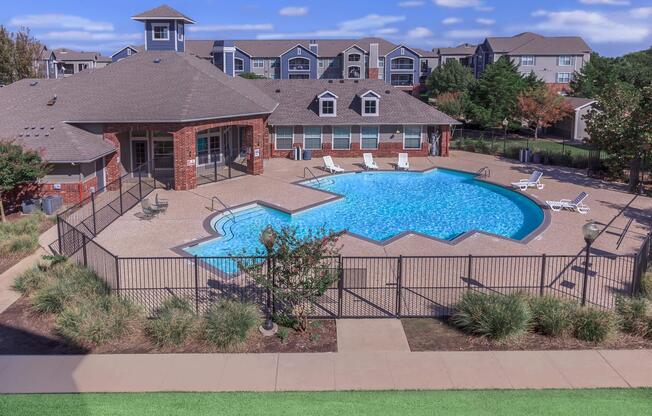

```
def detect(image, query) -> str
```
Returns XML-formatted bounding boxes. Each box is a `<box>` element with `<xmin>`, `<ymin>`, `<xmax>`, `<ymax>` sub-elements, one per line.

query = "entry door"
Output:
<box><xmin>131</xmin><ymin>140</ymin><xmax>148</xmax><ymax>176</ymax></box>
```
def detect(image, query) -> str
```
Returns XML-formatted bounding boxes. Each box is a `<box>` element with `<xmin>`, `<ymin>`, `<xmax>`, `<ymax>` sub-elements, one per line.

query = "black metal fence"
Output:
<box><xmin>55</xmin><ymin>214</ymin><xmax>651</xmax><ymax>319</ymax></box>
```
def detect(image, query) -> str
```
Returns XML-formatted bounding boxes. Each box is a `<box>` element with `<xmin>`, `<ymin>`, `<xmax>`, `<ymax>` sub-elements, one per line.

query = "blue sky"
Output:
<box><xmin>2</xmin><ymin>0</ymin><xmax>651</xmax><ymax>56</ymax></box>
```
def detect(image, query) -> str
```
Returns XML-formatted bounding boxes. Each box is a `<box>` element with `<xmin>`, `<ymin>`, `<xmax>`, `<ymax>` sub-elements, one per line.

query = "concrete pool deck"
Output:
<box><xmin>92</xmin><ymin>151</ymin><xmax>650</xmax><ymax>258</ymax></box>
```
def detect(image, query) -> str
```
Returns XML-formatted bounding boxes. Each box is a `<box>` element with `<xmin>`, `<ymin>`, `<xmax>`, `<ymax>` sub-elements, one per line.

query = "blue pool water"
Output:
<box><xmin>185</xmin><ymin>169</ymin><xmax>544</xmax><ymax>267</ymax></box>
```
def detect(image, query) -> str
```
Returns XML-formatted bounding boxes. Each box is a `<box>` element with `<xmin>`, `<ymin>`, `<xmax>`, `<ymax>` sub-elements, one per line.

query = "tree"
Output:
<box><xmin>433</xmin><ymin>91</ymin><xmax>466</xmax><ymax>120</ymax></box>
<box><xmin>0</xmin><ymin>141</ymin><xmax>49</xmax><ymax>221</ymax></box>
<box><xmin>570</xmin><ymin>53</ymin><xmax>618</xmax><ymax>98</ymax></box>
<box><xmin>12</xmin><ymin>27</ymin><xmax>42</xmax><ymax>80</ymax></box>
<box><xmin>517</xmin><ymin>86</ymin><xmax>572</xmax><ymax>139</ymax></box>
<box><xmin>238</xmin><ymin>72</ymin><xmax>265</xmax><ymax>79</ymax></box>
<box><xmin>0</xmin><ymin>26</ymin><xmax>13</xmax><ymax>85</ymax></box>
<box><xmin>467</xmin><ymin>57</ymin><xmax>526</xmax><ymax>129</ymax></box>
<box><xmin>585</xmin><ymin>83</ymin><xmax>652</xmax><ymax>192</ymax></box>
<box><xmin>618</xmin><ymin>47</ymin><xmax>652</xmax><ymax>91</ymax></box>
<box><xmin>237</xmin><ymin>227</ymin><xmax>342</xmax><ymax>331</ymax></box>
<box><xmin>426</xmin><ymin>59</ymin><xmax>475</xmax><ymax>97</ymax></box>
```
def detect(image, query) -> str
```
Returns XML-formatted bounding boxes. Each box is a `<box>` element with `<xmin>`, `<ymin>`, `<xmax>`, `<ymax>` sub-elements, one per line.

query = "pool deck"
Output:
<box><xmin>94</xmin><ymin>151</ymin><xmax>651</xmax><ymax>258</ymax></box>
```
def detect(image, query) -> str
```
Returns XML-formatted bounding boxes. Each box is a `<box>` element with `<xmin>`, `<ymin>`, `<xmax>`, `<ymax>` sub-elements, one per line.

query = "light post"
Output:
<box><xmin>260</xmin><ymin>225</ymin><xmax>277</xmax><ymax>334</ymax></box>
<box><xmin>502</xmin><ymin>118</ymin><xmax>508</xmax><ymax>155</ymax></box>
<box><xmin>581</xmin><ymin>221</ymin><xmax>600</xmax><ymax>306</ymax></box>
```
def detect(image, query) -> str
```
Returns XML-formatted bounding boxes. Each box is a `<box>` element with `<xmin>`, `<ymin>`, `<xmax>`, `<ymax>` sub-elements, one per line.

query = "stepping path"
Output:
<box><xmin>337</xmin><ymin>319</ymin><xmax>410</xmax><ymax>352</ymax></box>
<box><xmin>0</xmin><ymin>350</ymin><xmax>650</xmax><ymax>393</ymax></box>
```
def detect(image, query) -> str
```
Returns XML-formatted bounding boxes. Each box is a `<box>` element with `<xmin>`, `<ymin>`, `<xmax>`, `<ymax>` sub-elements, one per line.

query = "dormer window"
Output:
<box><xmin>318</xmin><ymin>91</ymin><xmax>338</xmax><ymax>117</ymax></box>
<box><xmin>348</xmin><ymin>53</ymin><xmax>361</xmax><ymax>62</ymax></box>
<box><xmin>360</xmin><ymin>90</ymin><xmax>380</xmax><ymax>116</ymax></box>
<box><xmin>152</xmin><ymin>23</ymin><xmax>170</xmax><ymax>41</ymax></box>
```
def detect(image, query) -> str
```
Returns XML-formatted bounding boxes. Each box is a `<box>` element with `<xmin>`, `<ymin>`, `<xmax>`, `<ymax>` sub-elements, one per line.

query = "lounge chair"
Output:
<box><xmin>511</xmin><ymin>171</ymin><xmax>544</xmax><ymax>191</ymax></box>
<box><xmin>396</xmin><ymin>153</ymin><xmax>409</xmax><ymax>170</ymax></box>
<box><xmin>546</xmin><ymin>192</ymin><xmax>590</xmax><ymax>214</ymax></box>
<box><xmin>363</xmin><ymin>153</ymin><xmax>379</xmax><ymax>170</ymax></box>
<box><xmin>155</xmin><ymin>193</ymin><xmax>169</xmax><ymax>211</ymax></box>
<box><xmin>141</xmin><ymin>198</ymin><xmax>163</xmax><ymax>216</ymax></box>
<box><xmin>323</xmin><ymin>156</ymin><xmax>345</xmax><ymax>173</ymax></box>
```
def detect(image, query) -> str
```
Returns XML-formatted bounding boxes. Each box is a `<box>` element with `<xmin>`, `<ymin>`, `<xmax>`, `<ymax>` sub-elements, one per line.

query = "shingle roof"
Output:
<box><xmin>52</xmin><ymin>48</ymin><xmax>100</xmax><ymax>61</ymax></box>
<box><xmin>437</xmin><ymin>43</ymin><xmax>476</xmax><ymax>56</ymax></box>
<box><xmin>131</xmin><ymin>4</ymin><xmax>195</xmax><ymax>23</ymax></box>
<box><xmin>413</xmin><ymin>47</ymin><xmax>438</xmax><ymax>58</ymax></box>
<box><xmin>254</xmin><ymin>79</ymin><xmax>459</xmax><ymax>126</ymax></box>
<box><xmin>486</xmin><ymin>32</ymin><xmax>591</xmax><ymax>55</ymax></box>
<box><xmin>0</xmin><ymin>52</ymin><xmax>277</xmax><ymax>162</ymax></box>
<box><xmin>564</xmin><ymin>97</ymin><xmax>595</xmax><ymax>109</ymax></box>
<box><xmin>232</xmin><ymin>37</ymin><xmax>399</xmax><ymax>58</ymax></box>
<box><xmin>186</xmin><ymin>40</ymin><xmax>217</xmax><ymax>59</ymax></box>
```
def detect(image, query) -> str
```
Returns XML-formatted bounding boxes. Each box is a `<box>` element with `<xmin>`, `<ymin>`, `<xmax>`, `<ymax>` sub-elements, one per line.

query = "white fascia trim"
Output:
<box><xmin>131</xmin><ymin>16</ymin><xmax>196</xmax><ymax>24</ymax></box>
<box><xmin>279</xmin><ymin>43</ymin><xmax>318</xmax><ymax>58</ymax></box>
<box><xmin>386</xmin><ymin>44</ymin><xmax>420</xmax><ymax>57</ymax></box>
<box><xmin>360</xmin><ymin>90</ymin><xmax>381</xmax><ymax>98</ymax></box>
<box><xmin>343</xmin><ymin>44</ymin><xmax>367</xmax><ymax>54</ymax></box>
<box><xmin>64</xmin><ymin>109</ymin><xmax>276</xmax><ymax>124</ymax></box>
<box><xmin>317</xmin><ymin>90</ymin><xmax>339</xmax><ymax>99</ymax></box>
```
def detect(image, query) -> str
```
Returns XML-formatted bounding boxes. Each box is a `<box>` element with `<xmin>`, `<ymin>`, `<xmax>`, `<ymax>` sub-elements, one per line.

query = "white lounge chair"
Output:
<box><xmin>511</xmin><ymin>171</ymin><xmax>544</xmax><ymax>191</ymax></box>
<box><xmin>546</xmin><ymin>192</ymin><xmax>590</xmax><ymax>214</ymax></box>
<box><xmin>363</xmin><ymin>153</ymin><xmax>379</xmax><ymax>170</ymax></box>
<box><xmin>397</xmin><ymin>153</ymin><xmax>409</xmax><ymax>170</ymax></box>
<box><xmin>323</xmin><ymin>156</ymin><xmax>345</xmax><ymax>173</ymax></box>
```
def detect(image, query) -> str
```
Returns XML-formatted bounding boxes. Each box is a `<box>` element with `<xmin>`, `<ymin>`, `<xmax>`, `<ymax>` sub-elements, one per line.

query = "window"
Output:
<box><xmin>275</xmin><ymin>126</ymin><xmax>293</xmax><ymax>150</ymax></box>
<box><xmin>400</xmin><ymin>47</ymin><xmax>405</xmax><ymax>55</ymax></box>
<box><xmin>348</xmin><ymin>53</ymin><xmax>361</xmax><ymax>62</ymax></box>
<box><xmin>362</xmin><ymin>97</ymin><xmax>378</xmax><ymax>116</ymax></box>
<box><xmin>390</xmin><ymin>73</ymin><xmax>413</xmax><ymax>86</ymax></box>
<box><xmin>320</xmin><ymin>99</ymin><xmax>336</xmax><ymax>116</ymax></box>
<box><xmin>404</xmin><ymin>126</ymin><xmax>421</xmax><ymax>149</ymax></box>
<box><xmin>77</xmin><ymin>63</ymin><xmax>88</xmax><ymax>72</ymax></box>
<box><xmin>288</xmin><ymin>57</ymin><xmax>310</xmax><ymax>71</ymax></box>
<box><xmin>196</xmin><ymin>128</ymin><xmax>222</xmax><ymax>165</ymax></box>
<box><xmin>297</xmin><ymin>47</ymin><xmax>302</xmax><ymax>55</ymax></box>
<box><xmin>348</xmin><ymin>66</ymin><xmax>361</xmax><ymax>79</ymax></box>
<box><xmin>379</xmin><ymin>57</ymin><xmax>385</xmax><ymax>67</ymax></box>
<box><xmin>127</xmin><ymin>48</ymin><xmax>132</xmax><ymax>56</ymax></box>
<box><xmin>152</xmin><ymin>23</ymin><xmax>169</xmax><ymax>41</ymax></box>
<box><xmin>421</xmin><ymin>60</ymin><xmax>428</xmax><ymax>73</ymax></box>
<box><xmin>253</xmin><ymin>59</ymin><xmax>264</xmax><ymax>68</ymax></box>
<box><xmin>556</xmin><ymin>72</ymin><xmax>572</xmax><ymax>83</ymax></box>
<box><xmin>234</xmin><ymin>58</ymin><xmax>244</xmax><ymax>72</ymax></box>
<box><xmin>558</xmin><ymin>56</ymin><xmax>572</xmax><ymax>66</ymax></box>
<box><xmin>390</xmin><ymin>57</ymin><xmax>414</xmax><ymax>70</ymax></box>
<box><xmin>521</xmin><ymin>56</ymin><xmax>535</xmax><ymax>66</ymax></box>
<box><xmin>361</xmin><ymin>126</ymin><xmax>379</xmax><ymax>150</ymax></box>
<box><xmin>333</xmin><ymin>126</ymin><xmax>351</xmax><ymax>150</ymax></box>
<box><xmin>289</xmin><ymin>73</ymin><xmax>310</xmax><ymax>79</ymax></box>
<box><xmin>304</xmin><ymin>127</ymin><xmax>322</xmax><ymax>150</ymax></box>
<box><xmin>319</xmin><ymin>59</ymin><xmax>325</xmax><ymax>68</ymax></box>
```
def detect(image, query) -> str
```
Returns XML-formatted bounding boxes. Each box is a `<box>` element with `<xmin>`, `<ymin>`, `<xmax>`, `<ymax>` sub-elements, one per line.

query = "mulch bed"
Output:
<box><xmin>402</xmin><ymin>318</ymin><xmax>652</xmax><ymax>351</ymax></box>
<box><xmin>0</xmin><ymin>296</ymin><xmax>337</xmax><ymax>355</ymax></box>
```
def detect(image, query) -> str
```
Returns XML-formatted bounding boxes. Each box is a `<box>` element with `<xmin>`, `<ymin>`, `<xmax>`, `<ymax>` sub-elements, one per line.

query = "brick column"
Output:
<box><xmin>102</xmin><ymin>130</ymin><xmax>122</xmax><ymax>191</ymax></box>
<box><xmin>172</xmin><ymin>126</ymin><xmax>197</xmax><ymax>190</ymax></box>
<box><xmin>245</xmin><ymin>120</ymin><xmax>264</xmax><ymax>175</ymax></box>
<box><xmin>368</xmin><ymin>68</ymin><xmax>379</xmax><ymax>79</ymax></box>
<box><xmin>439</xmin><ymin>125</ymin><xmax>451</xmax><ymax>157</ymax></box>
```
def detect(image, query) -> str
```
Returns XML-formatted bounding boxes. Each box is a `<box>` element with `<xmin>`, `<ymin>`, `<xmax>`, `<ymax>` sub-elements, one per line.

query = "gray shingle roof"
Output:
<box><xmin>437</xmin><ymin>44</ymin><xmax>476</xmax><ymax>56</ymax></box>
<box><xmin>132</xmin><ymin>4</ymin><xmax>195</xmax><ymax>23</ymax></box>
<box><xmin>564</xmin><ymin>97</ymin><xmax>595</xmax><ymax>109</ymax></box>
<box><xmin>232</xmin><ymin>37</ymin><xmax>399</xmax><ymax>58</ymax></box>
<box><xmin>52</xmin><ymin>48</ymin><xmax>101</xmax><ymax>61</ymax></box>
<box><xmin>254</xmin><ymin>79</ymin><xmax>459</xmax><ymax>126</ymax></box>
<box><xmin>487</xmin><ymin>32</ymin><xmax>591</xmax><ymax>55</ymax></box>
<box><xmin>186</xmin><ymin>40</ymin><xmax>217</xmax><ymax>59</ymax></box>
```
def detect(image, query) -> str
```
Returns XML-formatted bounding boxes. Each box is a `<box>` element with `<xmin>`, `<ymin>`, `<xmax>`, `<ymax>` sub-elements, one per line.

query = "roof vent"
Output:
<box><xmin>339</xmin><ymin>80</ymin><xmax>344</xmax><ymax>83</ymax></box>
<box><xmin>47</xmin><ymin>95</ymin><xmax>57</xmax><ymax>106</ymax></box>
<box><xmin>353</xmin><ymin>80</ymin><xmax>359</xmax><ymax>83</ymax></box>
<box><xmin>385</xmin><ymin>90</ymin><xmax>391</xmax><ymax>94</ymax></box>
<box><xmin>275</xmin><ymin>89</ymin><xmax>281</xmax><ymax>93</ymax></box>
<box><xmin>153</xmin><ymin>58</ymin><xmax>161</xmax><ymax>64</ymax></box>
<box><xmin>328</xmin><ymin>80</ymin><xmax>333</xmax><ymax>83</ymax></box>
<box><xmin>30</xmin><ymin>81</ymin><xmax>38</xmax><ymax>87</ymax></box>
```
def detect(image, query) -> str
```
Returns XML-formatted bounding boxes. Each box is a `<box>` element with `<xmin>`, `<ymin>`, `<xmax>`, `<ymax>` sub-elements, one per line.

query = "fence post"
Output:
<box><xmin>228</xmin><ymin>152</ymin><xmax>232</xmax><ymax>179</ymax></box>
<box><xmin>57</xmin><ymin>216</ymin><xmax>62</xmax><ymax>254</ymax></box>
<box><xmin>194</xmin><ymin>256</ymin><xmax>200</xmax><ymax>315</ymax></box>
<box><xmin>631</xmin><ymin>251</ymin><xmax>640</xmax><ymax>296</ymax></box>
<box><xmin>115</xmin><ymin>256</ymin><xmax>120</xmax><ymax>292</ymax></box>
<box><xmin>91</xmin><ymin>191</ymin><xmax>97</xmax><ymax>236</ymax></box>
<box><xmin>539</xmin><ymin>254</ymin><xmax>547</xmax><ymax>297</ymax></box>
<box><xmin>118</xmin><ymin>175</ymin><xmax>123</xmax><ymax>215</ymax></box>
<box><xmin>82</xmin><ymin>234</ymin><xmax>88</xmax><ymax>267</ymax></box>
<box><xmin>467</xmin><ymin>254</ymin><xmax>473</xmax><ymax>291</ymax></box>
<box><xmin>214</xmin><ymin>155</ymin><xmax>218</xmax><ymax>183</ymax></box>
<box><xmin>337</xmin><ymin>255</ymin><xmax>344</xmax><ymax>318</ymax></box>
<box><xmin>138</xmin><ymin>172</ymin><xmax>143</xmax><ymax>201</ymax></box>
<box><xmin>396</xmin><ymin>256</ymin><xmax>403</xmax><ymax>318</ymax></box>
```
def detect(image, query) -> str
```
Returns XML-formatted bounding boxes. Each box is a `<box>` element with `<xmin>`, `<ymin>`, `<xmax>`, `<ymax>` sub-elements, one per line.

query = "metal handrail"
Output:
<box><xmin>303</xmin><ymin>167</ymin><xmax>321</xmax><ymax>186</ymax></box>
<box><xmin>211</xmin><ymin>196</ymin><xmax>235</xmax><ymax>221</ymax></box>
<box><xmin>476</xmin><ymin>166</ymin><xmax>491</xmax><ymax>178</ymax></box>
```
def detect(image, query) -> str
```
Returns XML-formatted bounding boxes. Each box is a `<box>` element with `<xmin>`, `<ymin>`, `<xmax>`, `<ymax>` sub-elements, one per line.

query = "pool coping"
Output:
<box><xmin>173</xmin><ymin>166</ymin><xmax>551</xmax><ymax>256</ymax></box>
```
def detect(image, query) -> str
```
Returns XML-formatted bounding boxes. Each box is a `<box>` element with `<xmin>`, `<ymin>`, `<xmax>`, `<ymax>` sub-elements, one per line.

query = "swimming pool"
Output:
<box><xmin>184</xmin><ymin>169</ymin><xmax>545</xmax><ymax>265</ymax></box>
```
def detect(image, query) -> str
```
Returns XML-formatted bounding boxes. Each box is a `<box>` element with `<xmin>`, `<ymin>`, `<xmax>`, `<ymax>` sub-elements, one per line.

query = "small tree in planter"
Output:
<box><xmin>0</xmin><ymin>141</ymin><xmax>49</xmax><ymax>221</ymax></box>
<box><xmin>238</xmin><ymin>227</ymin><xmax>342</xmax><ymax>332</ymax></box>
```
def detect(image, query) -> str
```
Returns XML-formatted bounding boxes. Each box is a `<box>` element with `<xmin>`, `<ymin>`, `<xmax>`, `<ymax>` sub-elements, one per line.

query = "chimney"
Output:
<box><xmin>368</xmin><ymin>43</ymin><xmax>380</xmax><ymax>79</ymax></box>
<box><xmin>309</xmin><ymin>40</ymin><xmax>318</xmax><ymax>55</ymax></box>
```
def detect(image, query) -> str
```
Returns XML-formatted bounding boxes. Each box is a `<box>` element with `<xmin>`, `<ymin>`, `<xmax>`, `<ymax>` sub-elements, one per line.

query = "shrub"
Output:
<box><xmin>529</xmin><ymin>296</ymin><xmax>577</xmax><ymax>337</ymax></box>
<box><xmin>451</xmin><ymin>292</ymin><xmax>531</xmax><ymax>340</ymax></box>
<box><xmin>203</xmin><ymin>300</ymin><xmax>259</xmax><ymax>350</ymax></box>
<box><xmin>273</xmin><ymin>311</ymin><xmax>300</xmax><ymax>330</ymax></box>
<box><xmin>0</xmin><ymin>213</ymin><xmax>44</xmax><ymax>255</ymax></box>
<box><xmin>276</xmin><ymin>327</ymin><xmax>289</xmax><ymax>342</ymax></box>
<box><xmin>0</xmin><ymin>234</ymin><xmax>38</xmax><ymax>255</ymax></box>
<box><xmin>641</xmin><ymin>271</ymin><xmax>652</xmax><ymax>301</ymax></box>
<box><xmin>573</xmin><ymin>308</ymin><xmax>616</xmax><ymax>343</ymax></box>
<box><xmin>145</xmin><ymin>297</ymin><xmax>198</xmax><ymax>347</ymax></box>
<box><xmin>56</xmin><ymin>296</ymin><xmax>142</xmax><ymax>346</ymax></box>
<box><xmin>615</xmin><ymin>296</ymin><xmax>650</xmax><ymax>337</ymax></box>
<box><xmin>12</xmin><ymin>264</ymin><xmax>48</xmax><ymax>295</ymax></box>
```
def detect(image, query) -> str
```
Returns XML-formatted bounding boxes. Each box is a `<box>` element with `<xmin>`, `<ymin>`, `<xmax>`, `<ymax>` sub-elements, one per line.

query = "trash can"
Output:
<box><xmin>303</xmin><ymin>149</ymin><xmax>312</xmax><ymax>160</ymax></box>
<box><xmin>294</xmin><ymin>146</ymin><xmax>303</xmax><ymax>161</ymax></box>
<box><xmin>21</xmin><ymin>199</ymin><xmax>37</xmax><ymax>214</ymax></box>
<box><xmin>42</xmin><ymin>195</ymin><xmax>63</xmax><ymax>215</ymax></box>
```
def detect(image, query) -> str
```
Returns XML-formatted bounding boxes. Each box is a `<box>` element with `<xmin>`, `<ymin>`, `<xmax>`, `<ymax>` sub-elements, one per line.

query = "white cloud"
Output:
<box><xmin>407</xmin><ymin>27</ymin><xmax>434</xmax><ymax>39</ymax></box>
<box><xmin>445</xmin><ymin>29</ymin><xmax>491</xmax><ymax>39</ymax></box>
<box><xmin>398</xmin><ymin>1</ymin><xmax>425</xmax><ymax>6</ymax></box>
<box><xmin>339</xmin><ymin>14</ymin><xmax>406</xmax><ymax>31</ymax></box>
<box><xmin>376</xmin><ymin>27</ymin><xmax>400</xmax><ymax>35</ymax></box>
<box><xmin>579</xmin><ymin>0</ymin><xmax>630</xmax><ymax>5</ymax></box>
<box><xmin>630</xmin><ymin>7</ymin><xmax>652</xmax><ymax>19</ymax></box>
<box><xmin>433</xmin><ymin>0</ymin><xmax>481</xmax><ymax>7</ymax></box>
<box><xmin>442</xmin><ymin>17</ymin><xmax>462</xmax><ymax>24</ymax></box>
<box><xmin>532</xmin><ymin>10</ymin><xmax>650</xmax><ymax>43</ymax></box>
<box><xmin>9</xmin><ymin>14</ymin><xmax>113</xmax><ymax>31</ymax></box>
<box><xmin>40</xmin><ymin>31</ymin><xmax>141</xmax><ymax>41</ymax></box>
<box><xmin>190</xmin><ymin>23</ymin><xmax>274</xmax><ymax>32</ymax></box>
<box><xmin>476</xmin><ymin>18</ymin><xmax>495</xmax><ymax>25</ymax></box>
<box><xmin>279</xmin><ymin>6</ymin><xmax>308</xmax><ymax>16</ymax></box>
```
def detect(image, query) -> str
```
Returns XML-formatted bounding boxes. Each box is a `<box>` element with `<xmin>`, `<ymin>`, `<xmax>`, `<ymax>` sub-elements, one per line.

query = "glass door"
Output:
<box><xmin>131</xmin><ymin>140</ymin><xmax>148</xmax><ymax>176</ymax></box>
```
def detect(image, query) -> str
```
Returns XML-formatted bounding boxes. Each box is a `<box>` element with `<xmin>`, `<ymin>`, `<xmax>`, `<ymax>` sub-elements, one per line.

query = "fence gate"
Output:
<box><xmin>338</xmin><ymin>257</ymin><xmax>399</xmax><ymax>318</ymax></box>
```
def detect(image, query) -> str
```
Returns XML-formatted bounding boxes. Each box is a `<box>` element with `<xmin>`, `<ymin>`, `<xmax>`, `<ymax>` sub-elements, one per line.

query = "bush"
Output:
<box><xmin>641</xmin><ymin>271</ymin><xmax>652</xmax><ymax>301</ymax></box>
<box><xmin>451</xmin><ymin>292</ymin><xmax>531</xmax><ymax>340</ymax></box>
<box><xmin>0</xmin><ymin>213</ymin><xmax>44</xmax><ymax>256</ymax></box>
<box><xmin>56</xmin><ymin>296</ymin><xmax>142</xmax><ymax>346</ymax></box>
<box><xmin>529</xmin><ymin>296</ymin><xmax>577</xmax><ymax>337</ymax></box>
<box><xmin>12</xmin><ymin>264</ymin><xmax>48</xmax><ymax>295</ymax></box>
<box><xmin>573</xmin><ymin>308</ymin><xmax>616</xmax><ymax>342</ymax></box>
<box><xmin>203</xmin><ymin>300</ymin><xmax>259</xmax><ymax>349</ymax></box>
<box><xmin>145</xmin><ymin>297</ymin><xmax>198</xmax><ymax>347</ymax></box>
<box><xmin>615</xmin><ymin>296</ymin><xmax>650</xmax><ymax>337</ymax></box>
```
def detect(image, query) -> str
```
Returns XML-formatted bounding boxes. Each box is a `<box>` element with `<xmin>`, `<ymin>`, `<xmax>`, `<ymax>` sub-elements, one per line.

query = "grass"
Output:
<box><xmin>453</xmin><ymin>137</ymin><xmax>593</xmax><ymax>157</ymax></box>
<box><xmin>1</xmin><ymin>390</ymin><xmax>652</xmax><ymax>416</ymax></box>
<box><xmin>0</xmin><ymin>212</ymin><xmax>49</xmax><ymax>257</ymax></box>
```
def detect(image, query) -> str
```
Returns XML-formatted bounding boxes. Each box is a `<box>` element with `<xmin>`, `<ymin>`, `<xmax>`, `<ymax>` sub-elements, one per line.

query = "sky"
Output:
<box><xmin>1</xmin><ymin>0</ymin><xmax>651</xmax><ymax>57</ymax></box>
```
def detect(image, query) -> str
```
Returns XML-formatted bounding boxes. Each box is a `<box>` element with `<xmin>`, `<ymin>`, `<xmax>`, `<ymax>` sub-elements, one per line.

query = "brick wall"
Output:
<box><xmin>269</xmin><ymin>141</ymin><xmax>429</xmax><ymax>159</ymax></box>
<box><xmin>2</xmin><ymin>175</ymin><xmax>98</xmax><ymax>213</ymax></box>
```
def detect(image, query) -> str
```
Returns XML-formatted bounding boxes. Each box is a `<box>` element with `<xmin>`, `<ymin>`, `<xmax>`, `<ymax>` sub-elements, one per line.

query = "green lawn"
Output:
<box><xmin>454</xmin><ymin>137</ymin><xmax>593</xmax><ymax>157</ymax></box>
<box><xmin>1</xmin><ymin>389</ymin><xmax>651</xmax><ymax>416</ymax></box>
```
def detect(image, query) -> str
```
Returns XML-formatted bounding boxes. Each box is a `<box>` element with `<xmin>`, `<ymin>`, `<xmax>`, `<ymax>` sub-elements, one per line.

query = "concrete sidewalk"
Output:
<box><xmin>1</xmin><ymin>349</ymin><xmax>651</xmax><ymax>393</ymax></box>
